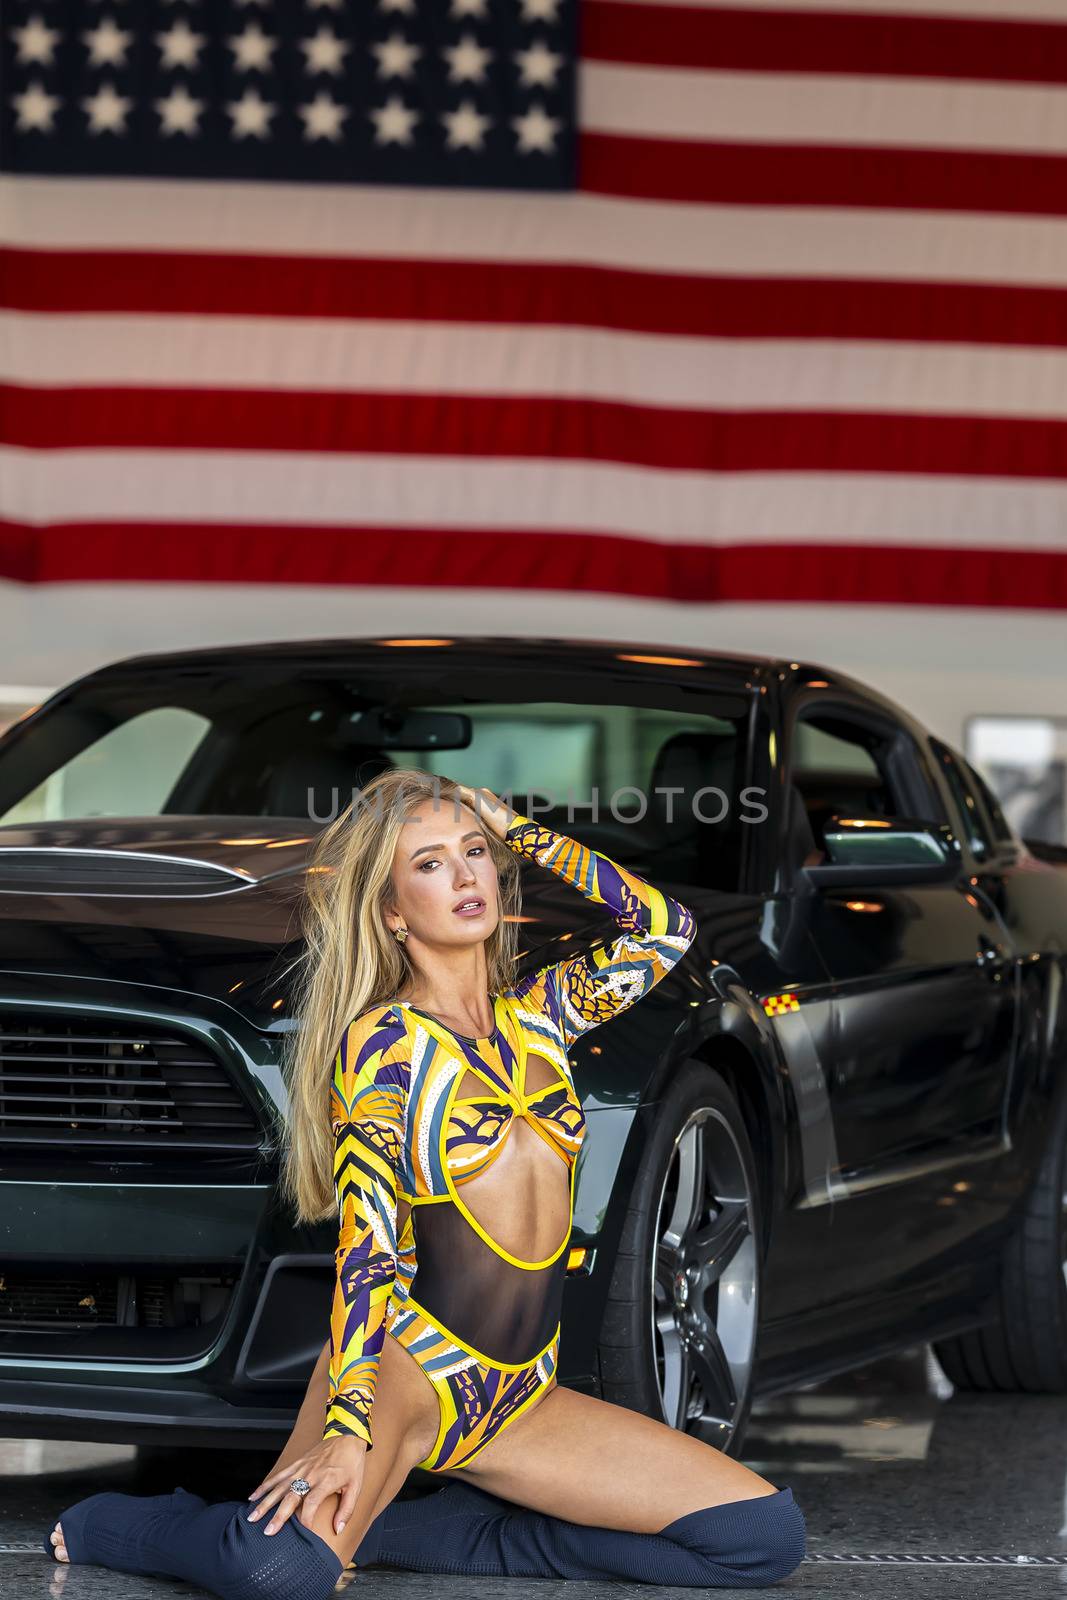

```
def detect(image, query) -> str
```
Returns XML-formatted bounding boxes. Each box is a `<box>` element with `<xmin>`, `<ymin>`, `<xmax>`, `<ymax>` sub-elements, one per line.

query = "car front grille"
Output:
<box><xmin>0</xmin><ymin>1273</ymin><xmax>121</xmax><ymax>1326</ymax></box>
<box><xmin>0</xmin><ymin>1014</ymin><xmax>262</xmax><ymax>1151</ymax></box>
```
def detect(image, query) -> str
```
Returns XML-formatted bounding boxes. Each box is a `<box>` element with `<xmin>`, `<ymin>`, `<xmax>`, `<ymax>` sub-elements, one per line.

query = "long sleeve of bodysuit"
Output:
<box><xmin>501</xmin><ymin>811</ymin><xmax>698</xmax><ymax>1048</ymax></box>
<box><xmin>322</xmin><ymin>1006</ymin><xmax>411</xmax><ymax>1446</ymax></box>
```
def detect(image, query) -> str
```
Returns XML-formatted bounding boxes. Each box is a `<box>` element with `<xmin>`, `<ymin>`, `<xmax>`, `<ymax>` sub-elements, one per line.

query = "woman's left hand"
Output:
<box><xmin>247</xmin><ymin>1433</ymin><xmax>367</xmax><ymax>1537</ymax></box>
<box><xmin>454</xmin><ymin>784</ymin><xmax>516</xmax><ymax>839</ymax></box>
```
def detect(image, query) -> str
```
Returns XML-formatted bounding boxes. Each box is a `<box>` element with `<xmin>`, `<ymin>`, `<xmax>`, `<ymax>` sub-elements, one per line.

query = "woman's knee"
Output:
<box><xmin>215</xmin><ymin>1502</ymin><xmax>344</xmax><ymax>1600</ymax></box>
<box><xmin>662</xmin><ymin>1487</ymin><xmax>807</xmax><ymax>1588</ymax></box>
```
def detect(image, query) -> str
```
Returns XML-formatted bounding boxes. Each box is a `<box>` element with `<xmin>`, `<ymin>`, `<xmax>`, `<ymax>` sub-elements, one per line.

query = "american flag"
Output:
<box><xmin>3</xmin><ymin>0</ymin><xmax>1066</xmax><ymax>610</ymax></box>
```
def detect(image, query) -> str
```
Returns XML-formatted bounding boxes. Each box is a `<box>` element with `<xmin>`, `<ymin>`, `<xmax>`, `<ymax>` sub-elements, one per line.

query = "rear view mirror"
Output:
<box><xmin>336</xmin><ymin>708</ymin><xmax>472</xmax><ymax>749</ymax></box>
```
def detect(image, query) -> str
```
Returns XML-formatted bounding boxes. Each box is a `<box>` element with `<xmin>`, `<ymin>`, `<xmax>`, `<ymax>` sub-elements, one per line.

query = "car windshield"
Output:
<box><xmin>0</xmin><ymin>663</ymin><xmax>753</xmax><ymax>890</ymax></box>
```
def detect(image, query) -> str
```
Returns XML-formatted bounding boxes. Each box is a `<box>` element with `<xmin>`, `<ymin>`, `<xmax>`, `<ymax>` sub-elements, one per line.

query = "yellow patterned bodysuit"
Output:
<box><xmin>323</xmin><ymin>812</ymin><xmax>697</xmax><ymax>1471</ymax></box>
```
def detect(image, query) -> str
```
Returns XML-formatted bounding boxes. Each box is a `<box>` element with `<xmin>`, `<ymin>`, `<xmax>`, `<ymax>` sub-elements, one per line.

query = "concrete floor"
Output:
<box><xmin>3</xmin><ymin>1346</ymin><xmax>1066</xmax><ymax>1597</ymax></box>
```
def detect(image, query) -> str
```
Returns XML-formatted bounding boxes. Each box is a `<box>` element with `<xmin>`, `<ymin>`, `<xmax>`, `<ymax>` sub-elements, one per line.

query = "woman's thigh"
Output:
<box><xmin>301</xmin><ymin>1330</ymin><xmax>442</xmax><ymax>1567</ymax></box>
<box><xmin>449</xmin><ymin>1384</ymin><xmax>780</xmax><ymax>1534</ymax></box>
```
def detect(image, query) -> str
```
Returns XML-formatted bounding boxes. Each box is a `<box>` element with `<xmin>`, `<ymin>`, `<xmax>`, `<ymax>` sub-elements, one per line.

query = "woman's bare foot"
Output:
<box><xmin>49</xmin><ymin>1522</ymin><xmax>68</xmax><ymax>1562</ymax></box>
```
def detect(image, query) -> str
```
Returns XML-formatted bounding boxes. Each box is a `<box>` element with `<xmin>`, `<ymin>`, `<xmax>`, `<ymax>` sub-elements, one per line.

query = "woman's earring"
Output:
<box><xmin>393</xmin><ymin>926</ymin><xmax>409</xmax><ymax>945</ymax></box>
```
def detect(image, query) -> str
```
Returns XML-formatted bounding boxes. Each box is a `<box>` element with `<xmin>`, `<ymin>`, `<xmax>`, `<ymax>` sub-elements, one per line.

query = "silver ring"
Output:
<box><xmin>289</xmin><ymin>1478</ymin><xmax>311</xmax><ymax>1498</ymax></box>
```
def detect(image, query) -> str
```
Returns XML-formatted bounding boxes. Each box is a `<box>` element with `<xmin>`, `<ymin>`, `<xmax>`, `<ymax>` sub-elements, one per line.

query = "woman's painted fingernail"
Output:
<box><xmin>265</xmin><ymin>1525</ymin><xmax>276</xmax><ymax>1537</ymax></box>
<box><xmin>337</xmin><ymin>1521</ymin><xmax>346</xmax><ymax>1533</ymax></box>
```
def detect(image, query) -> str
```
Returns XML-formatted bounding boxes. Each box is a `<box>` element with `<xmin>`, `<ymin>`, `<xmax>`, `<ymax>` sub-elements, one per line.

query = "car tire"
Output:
<box><xmin>933</xmin><ymin>1081</ymin><xmax>1067</xmax><ymax>1393</ymax></box>
<box><xmin>596</xmin><ymin>1062</ymin><xmax>762</xmax><ymax>1455</ymax></box>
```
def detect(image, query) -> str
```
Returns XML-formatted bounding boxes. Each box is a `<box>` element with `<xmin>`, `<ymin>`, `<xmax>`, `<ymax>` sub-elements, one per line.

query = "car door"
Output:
<box><xmin>784</xmin><ymin>693</ymin><xmax>1019</xmax><ymax>1308</ymax></box>
<box><xmin>927</xmin><ymin>736</ymin><xmax>1027</xmax><ymax>1129</ymax></box>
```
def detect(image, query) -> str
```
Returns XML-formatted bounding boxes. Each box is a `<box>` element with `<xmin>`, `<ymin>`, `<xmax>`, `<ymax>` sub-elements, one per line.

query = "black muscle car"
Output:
<box><xmin>0</xmin><ymin>636</ymin><xmax>1063</xmax><ymax>1456</ymax></box>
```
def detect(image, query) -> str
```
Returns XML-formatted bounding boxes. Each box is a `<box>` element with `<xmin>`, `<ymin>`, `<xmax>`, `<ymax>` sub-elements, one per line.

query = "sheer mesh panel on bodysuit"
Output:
<box><xmin>410</xmin><ymin>1200</ymin><xmax>569</xmax><ymax>1365</ymax></box>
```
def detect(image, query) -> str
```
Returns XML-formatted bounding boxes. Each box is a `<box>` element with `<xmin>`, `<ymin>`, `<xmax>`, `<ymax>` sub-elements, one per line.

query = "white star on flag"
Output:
<box><xmin>155</xmin><ymin>85</ymin><xmax>204</xmax><ymax>135</ymax></box>
<box><xmin>227</xmin><ymin>87</ymin><xmax>275</xmax><ymax>137</ymax></box>
<box><xmin>513</xmin><ymin>102</ymin><xmax>559</xmax><ymax>151</ymax></box>
<box><xmin>451</xmin><ymin>0</ymin><xmax>488</xmax><ymax>15</ymax></box>
<box><xmin>12</xmin><ymin>79</ymin><xmax>60</xmax><ymax>131</ymax></box>
<box><xmin>299</xmin><ymin>91</ymin><xmax>349</xmax><ymax>140</ymax></box>
<box><xmin>372</xmin><ymin>34</ymin><xmax>421</xmax><ymax>79</ymax></box>
<box><xmin>442</xmin><ymin>99</ymin><xmax>491</xmax><ymax>149</ymax></box>
<box><xmin>11</xmin><ymin>15</ymin><xmax>61</xmax><ymax>65</ymax></box>
<box><xmin>83</xmin><ymin>82</ymin><xmax>133</xmax><ymax>134</ymax></box>
<box><xmin>444</xmin><ymin>34</ymin><xmax>492</xmax><ymax>83</ymax></box>
<box><xmin>370</xmin><ymin>94</ymin><xmax>419</xmax><ymax>144</ymax></box>
<box><xmin>520</xmin><ymin>0</ymin><xmax>561</xmax><ymax>19</ymax></box>
<box><xmin>83</xmin><ymin>19</ymin><xmax>134</xmax><ymax>68</ymax></box>
<box><xmin>300</xmin><ymin>26</ymin><xmax>350</xmax><ymax>75</ymax></box>
<box><xmin>156</xmin><ymin>21</ymin><xmax>206</xmax><ymax>70</ymax></box>
<box><xmin>228</xmin><ymin>23</ymin><xmax>277</xmax><ymax>72</ymax></box>
<box><xmin>514</xmin><ymin>41</ymin><xmax>561</xmax><ymax>88</ymax></box>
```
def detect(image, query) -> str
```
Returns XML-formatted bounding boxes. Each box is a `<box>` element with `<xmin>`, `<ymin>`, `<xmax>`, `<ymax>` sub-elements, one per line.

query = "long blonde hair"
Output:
<box><xmin>280</xmin><ymin>767</ymin><xmax>523</xmax><ymax>1222</ymax></box>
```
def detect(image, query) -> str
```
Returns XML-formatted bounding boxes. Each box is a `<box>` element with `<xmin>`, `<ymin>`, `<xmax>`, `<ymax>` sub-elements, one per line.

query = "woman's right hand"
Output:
<box><xmin>248</xmin><ymin>1433</ymin><xmax>368</xmax><ymax>1537</ymax></box>
<box><xmin>454</xmin><ymin>783</ymin><xmax>517</xmax><ymax>840</ymax></box>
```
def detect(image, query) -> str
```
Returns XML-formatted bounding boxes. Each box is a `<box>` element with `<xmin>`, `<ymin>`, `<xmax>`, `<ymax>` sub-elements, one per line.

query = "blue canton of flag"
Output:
<box><xmin>2</xmin><ymin>0</ymin><xmax>578</xmax><ymax>189</ymax></box>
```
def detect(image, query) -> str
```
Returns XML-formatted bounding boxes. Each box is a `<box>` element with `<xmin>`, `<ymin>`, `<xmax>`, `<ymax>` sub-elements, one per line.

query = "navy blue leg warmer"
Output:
<box><xmin>355</xmin><ymin>1480</ymin><xmax>807</xmax><ymax>1588</ymax></box>
<box><xmin>43</xmin><ymin>1486</ymin><xmax>343</xmax><ymax>1600</ymax></box>
<box><xmin>44</xmin><ymin>1478</ymin><xmax>805</xmax><ymax>1592</ymax></box>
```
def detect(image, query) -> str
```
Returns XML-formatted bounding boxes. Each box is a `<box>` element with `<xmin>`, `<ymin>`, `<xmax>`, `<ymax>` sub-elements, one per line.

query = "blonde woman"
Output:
<box><xmin>46</xmin><ymin>771</ymin><xmax>805</xmax><ymax>1595</ymax></box>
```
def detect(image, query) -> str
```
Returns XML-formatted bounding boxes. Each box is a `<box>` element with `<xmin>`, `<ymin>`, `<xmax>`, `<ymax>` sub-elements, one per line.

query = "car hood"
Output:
<box><xmin>0</xmin><ymin>815</ymin><xmax>319</xmax><ymax>887</ymax></box>
<box><xmin>0</xmin><ymin>816</ymin><xmax>611</xmax><ymax>1030</ymax></box>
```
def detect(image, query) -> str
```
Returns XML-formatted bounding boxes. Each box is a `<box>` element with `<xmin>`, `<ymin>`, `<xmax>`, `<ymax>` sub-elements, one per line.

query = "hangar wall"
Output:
<box><xmin>0</xmin><ymin>580</ymin><xmax>1061</xmax><ymax>753</ymax></box>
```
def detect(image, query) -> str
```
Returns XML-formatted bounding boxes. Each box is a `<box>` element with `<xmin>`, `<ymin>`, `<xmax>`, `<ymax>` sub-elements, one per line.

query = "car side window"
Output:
<box><xmin>785</xmin><ymin>702</ymin><xmax>946</xmax><ymax>877</ymax></box>
<box><xmin>929</xmin><ymin>739</ymin><xmax>996</xmax><ymax>862</ymax></box>
<box><xmin>965</xmin><ymin>759</ymin><xmax>1015</xmax><ymax>844</ymax></box>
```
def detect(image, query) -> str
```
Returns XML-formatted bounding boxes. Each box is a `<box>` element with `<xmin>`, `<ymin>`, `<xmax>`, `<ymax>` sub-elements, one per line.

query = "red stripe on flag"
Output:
<box><xmin>5</xmin><ymin>248</ymin><xmax>1067</xmax><ymax>348</ymax></box>
<box><xmin>8</xmin><ymin>385</ymin><xmax>1067</xmax><ymax>478</ymax></box>
<box><xmin>583</xmin><ymin>1</ymin><xmax>1067</xmax><ymax>86</ymax></box>
<box><xmin>580</xmin><ymin>133</ymin><xmax>1067</xmax><ymax>216</ymax></box>
<box><xmin>0</xmin><ymin>520</ymin><xmax>1064</xmax><ymax>609</ymax></box>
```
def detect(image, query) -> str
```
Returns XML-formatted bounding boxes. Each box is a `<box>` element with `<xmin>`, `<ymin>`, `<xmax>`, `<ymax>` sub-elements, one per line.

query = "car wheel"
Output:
<box><xmin>933</xmin><ymin>1081</ymin><xmax>1067</xmax><ymax>1392</ymax></box>
<box><xmin>596</xmin><ymin>1062</ymin><xmax>762</xmax><ymax>1454</ymax></box>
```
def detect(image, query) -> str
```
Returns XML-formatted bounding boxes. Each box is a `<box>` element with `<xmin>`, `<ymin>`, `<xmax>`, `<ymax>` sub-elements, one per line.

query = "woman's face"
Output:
<box><xmin>386</xmin><ymin>795</ymin><xmax>501</xmax><ymax>951</ymax></box>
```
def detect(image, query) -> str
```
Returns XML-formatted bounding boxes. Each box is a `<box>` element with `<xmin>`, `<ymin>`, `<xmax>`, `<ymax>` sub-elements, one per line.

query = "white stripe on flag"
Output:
<box><xmin>7</xmin><ymin>178</ymin><xmax>1067</xmax><ymax>287</ymax></box>
<box><xmin>583</xmin><ymin>63</ymin><xmax>1067</xmax><ymax>155</ymax></box>
<box><xmin>7</xmin><ymin>313</ymin><xmax>1067</xmax><ymax>419</ymax></box>
<box><xmin>5</xmin><ymin>448</ymin><xmax>1067</xmax><ymax>551</ymax></box>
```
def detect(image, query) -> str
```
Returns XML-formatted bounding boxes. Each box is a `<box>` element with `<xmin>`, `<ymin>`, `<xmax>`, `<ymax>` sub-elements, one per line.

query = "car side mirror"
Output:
<box><xmin>797</xmin><ymin>814</ymin><xmax>960</xmax><ymax>890</ymax></box>
<box><xmin>823</xmin><ymin>813</ymin><xmax>957</xmax><ymax>868</ymax></box>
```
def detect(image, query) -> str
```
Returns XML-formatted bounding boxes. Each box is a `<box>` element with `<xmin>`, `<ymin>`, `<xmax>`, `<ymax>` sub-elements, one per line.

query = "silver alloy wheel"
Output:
<box><xmin>650</xmin><ymin>1106</ymin><xmax>758</xmax><ymax>1448</ymax></box>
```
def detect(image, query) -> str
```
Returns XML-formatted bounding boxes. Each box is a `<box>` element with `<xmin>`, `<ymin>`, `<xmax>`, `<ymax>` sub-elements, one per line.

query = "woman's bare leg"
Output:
<box><xmin>353</xmin><ymin>1386</ymin><xmax>803</xmax><ymax>1588</ymax></box>
<box><xmin>452</xmin><ymin>1383</ymin><xmax>778</xmax><ymax>1530</ymax></box>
